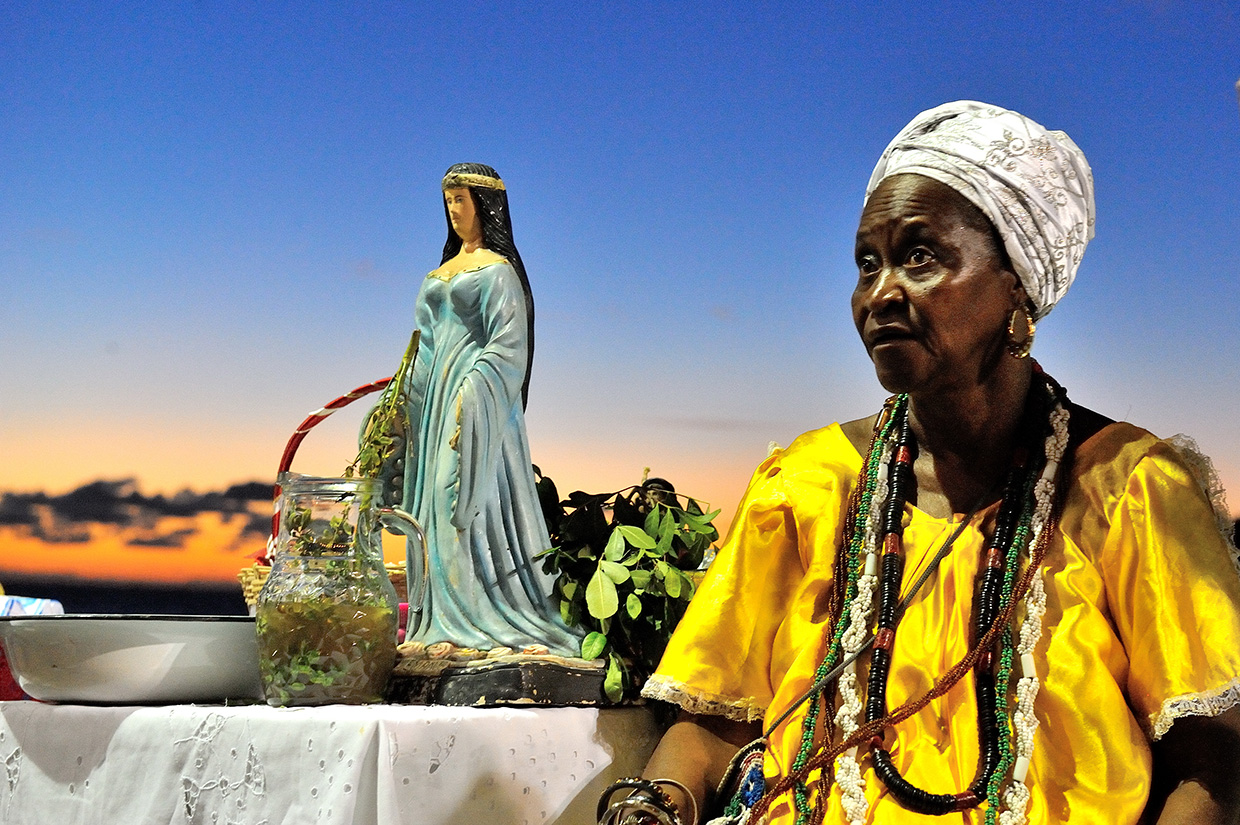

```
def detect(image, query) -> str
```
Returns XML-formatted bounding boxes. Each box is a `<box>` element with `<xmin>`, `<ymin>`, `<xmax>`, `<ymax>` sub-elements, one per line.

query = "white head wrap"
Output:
<box><xmin>865</xmin><ymin>101</ymin><xmax>1095</xmax><ymax>319</ymax></box>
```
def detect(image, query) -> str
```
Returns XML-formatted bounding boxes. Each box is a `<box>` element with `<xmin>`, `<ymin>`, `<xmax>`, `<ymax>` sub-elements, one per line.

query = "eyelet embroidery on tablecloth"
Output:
<box><xmin>429</xmin><ymin>734</ymin><xmax>456</xmax><ymax>774</ymax></box>
<box><xmin>174</xmin><ymin>713</ymin><xmax>230</xmax><ymax>768</ymax></box>
<box><xmin>172</xmin><ymin>711</ymin><xmax>267</xmax><ymax>822</ymax></box>
<box><xmin>179</xmin><ymin>744</ymin><xmax>267</xmax><ymax>822</ymax></box>
<box><xmin>3</xmin><ymin>745</ymin><xmax>20</xmax><ymax>818</ymax></box>
<box><xmin>4</xmin><ymin>747</ymin><xmax>19</xmax><ymax>795</ymax></box>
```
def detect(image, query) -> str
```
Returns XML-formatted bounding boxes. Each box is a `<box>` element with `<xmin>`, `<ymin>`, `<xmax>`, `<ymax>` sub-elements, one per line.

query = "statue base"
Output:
<box><xmin>387</xmin><ymin>657</ymin><xmax>608</xmax><ymax>706</ymax></box>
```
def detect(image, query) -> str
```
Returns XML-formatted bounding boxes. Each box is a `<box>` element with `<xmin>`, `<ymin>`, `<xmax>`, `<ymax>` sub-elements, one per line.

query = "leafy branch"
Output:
<box><xmin>535</xmin><ymin>468</ymin><xmax>719</xmax><ymax>702</ymax></box>
<box><xmin>280</xmin><ymin>331</ymin><xmax>420</xmax><ymax>559</ymax></box>
<box><xmin>347</xmin><ymin>330</ymin><xmax>420</xmax><ymax>480</ymax></box>
<box><xmin>283</xmin><ymin>503</ymin><xmax>353</xmax><ymax>556</ymax></box>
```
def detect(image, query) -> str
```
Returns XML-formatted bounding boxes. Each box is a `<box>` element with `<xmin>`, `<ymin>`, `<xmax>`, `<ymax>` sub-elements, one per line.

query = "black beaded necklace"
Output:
<box><xmin>864</xmin><ymin>393</ymin><xmax>1044</xmax><ymax>815</ymax></box>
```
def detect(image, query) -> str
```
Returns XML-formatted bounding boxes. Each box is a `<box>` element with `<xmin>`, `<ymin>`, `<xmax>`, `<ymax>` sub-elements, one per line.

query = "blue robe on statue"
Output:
<box><xmin>400</xmin><ymin>260</ymin><xmax>582</xmax><ymax>656</ymax></box>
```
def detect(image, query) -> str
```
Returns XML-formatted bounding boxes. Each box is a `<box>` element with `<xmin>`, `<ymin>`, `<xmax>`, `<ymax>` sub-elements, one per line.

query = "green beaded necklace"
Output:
<box><xmin>784</xmin><ymin>384</ymin><xmax>1057</xmax><ymax>824</ymax></box>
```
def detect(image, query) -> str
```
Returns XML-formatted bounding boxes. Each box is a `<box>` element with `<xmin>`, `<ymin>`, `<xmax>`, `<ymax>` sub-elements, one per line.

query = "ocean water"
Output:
<box><xmin>0</xmin><ymin>573</ymin><xmax>248</xmax><ymax>616</ymax></box>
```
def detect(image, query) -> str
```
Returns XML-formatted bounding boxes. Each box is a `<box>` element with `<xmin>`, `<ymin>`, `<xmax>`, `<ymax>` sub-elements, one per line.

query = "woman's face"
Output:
<box><xmin>444</xmin><ymin>187</ymin><xmax>482</xmax><ymax>245</ymax></box>
<box><xmin>851</xmin><ymin>174</ymin><xmax>1023</xmax><ymax>396</ymax></box>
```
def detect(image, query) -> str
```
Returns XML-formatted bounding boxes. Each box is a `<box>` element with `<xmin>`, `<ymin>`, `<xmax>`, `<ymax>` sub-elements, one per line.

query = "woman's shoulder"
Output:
<box><xmin>761</xmin><ymin>423</ymin><xmax>864</xmax><ymax>488</ymax></box>
<box><xmin>1069</xmin><ymin>409</ymin><xmax>1161</xmax><ymax>483</ymax></box>
<box><xmin>1066</xmin><ymin>406</ymin><xmax>1219</xmax><ymax>518</ymax></box>
<box><xmin>1062</xmin><ymin>407</ymin><xmax>1238</xmax><ymax>588</ymax></box>
<box><xmin>729</xmin><ymin>424</ymin><xmax>861</xmax><ymax>522</ymax></box>
<box><xmin>838</xmin><ymin>415</ymin><xmax>880</xmax><ymax>458</ymax></box>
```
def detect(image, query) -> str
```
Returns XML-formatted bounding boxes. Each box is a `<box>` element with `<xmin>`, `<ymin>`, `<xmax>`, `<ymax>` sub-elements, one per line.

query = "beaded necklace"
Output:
<box><xmin>767</xmin><ymin>373</ymin><xmax>1069</xmax><ymax>825</ymax></box>
<box><xmin>865</xmin><ymin>399</ymin><xmax>1033</xmax><ymax>815</ymax></box>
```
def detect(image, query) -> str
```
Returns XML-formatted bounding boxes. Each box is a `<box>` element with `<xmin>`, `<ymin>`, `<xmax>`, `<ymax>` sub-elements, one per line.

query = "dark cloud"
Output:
<box><xmin>53</xmin><ymin>480</ymin><xmax>141</xmax><ymax>523</ymax></box>
<box><xmin>0</xmin><ymin>480</ymin><xmax>272</xmax><ymax>538</ymax></box>
<box><xmin>0</xmin><ymin>493</ymin><xmax>41</xmax><ymax>525</ymax></box>
<box><xmin>245</xmin><ymin>511</ymin><xmax>273</xmax><ymax>536</ymax></box>
<box><xmin>128</xmin><ymin>528</ymin><xmax>197</xmax><ymax>548</ymax></box>
<box><xmin>29</xmin><ymin>522</ymin><xmax>91</xmax><ymax>544</ymax></box>
<box><xmin>224</xmin><ymin>482</ymin><xmax>273</xmax><ymax>501</ymax></box>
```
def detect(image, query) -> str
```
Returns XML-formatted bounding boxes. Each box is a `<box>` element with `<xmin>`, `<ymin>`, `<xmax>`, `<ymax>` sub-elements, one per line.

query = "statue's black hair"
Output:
<box><xmin>440</xmin><ymin>163</ymin><xmax>534</xmax><ymax>407</ymax></box>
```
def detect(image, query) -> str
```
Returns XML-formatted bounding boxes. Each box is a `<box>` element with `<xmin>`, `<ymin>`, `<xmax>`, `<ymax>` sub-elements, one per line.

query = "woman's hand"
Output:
<box><xmin>1148</xmin><ymin>705</ymin><xmax>1240</xmax><ymax>824</ymax></box>
<box><xmin>639</xmin><ymin>711</ymin><xmax>762</xmax><ymax>825</ymax></box>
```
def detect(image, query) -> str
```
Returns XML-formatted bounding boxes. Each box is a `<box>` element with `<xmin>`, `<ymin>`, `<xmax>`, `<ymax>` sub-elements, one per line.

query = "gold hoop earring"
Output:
<box><xmin>1007</xmin><ymin>307</ymin><xmax>1035</xmax><ymax>358</ymax></box>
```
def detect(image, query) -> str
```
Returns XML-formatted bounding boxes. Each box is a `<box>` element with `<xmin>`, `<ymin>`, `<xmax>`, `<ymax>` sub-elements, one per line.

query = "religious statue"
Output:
<box><xmin>381</xmin><ymin>163</ymin><xmax>583</xmax><ymax>658</ymax></box>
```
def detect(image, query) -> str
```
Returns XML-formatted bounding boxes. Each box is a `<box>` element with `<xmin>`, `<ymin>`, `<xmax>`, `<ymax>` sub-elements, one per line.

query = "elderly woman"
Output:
<box><xmin>601</xmin><ymin>104</ymin><xmax>1240</xmax><ymax>825</ymax></box>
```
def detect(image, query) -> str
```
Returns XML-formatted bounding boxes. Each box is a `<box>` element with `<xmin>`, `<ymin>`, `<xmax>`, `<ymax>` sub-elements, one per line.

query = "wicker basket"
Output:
<box><xmin>238</xmin><ymin>561</ymin><xmax>408</xmax><ymax>609</ymax></box>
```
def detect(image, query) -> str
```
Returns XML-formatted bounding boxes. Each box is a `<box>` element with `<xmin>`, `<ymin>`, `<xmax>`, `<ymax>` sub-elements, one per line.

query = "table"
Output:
<box><xmin>0</xmin><ymin>701</ymin><xmax>663</xmax><ymax>824</ymax></box>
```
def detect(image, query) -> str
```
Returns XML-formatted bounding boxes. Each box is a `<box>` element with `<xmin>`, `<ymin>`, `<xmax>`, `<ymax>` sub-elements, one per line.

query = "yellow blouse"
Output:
<box><xmin>644</xmin><ymin>422</ymin><xmax>1240</xmax><ymax>824</ymax></box>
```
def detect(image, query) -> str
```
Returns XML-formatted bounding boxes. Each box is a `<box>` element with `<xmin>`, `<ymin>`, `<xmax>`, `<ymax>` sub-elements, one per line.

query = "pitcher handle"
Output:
<box><xmin>377</xmin><ymin>507</ymin><xmax>428</xmax><ymax>637</ymax></box>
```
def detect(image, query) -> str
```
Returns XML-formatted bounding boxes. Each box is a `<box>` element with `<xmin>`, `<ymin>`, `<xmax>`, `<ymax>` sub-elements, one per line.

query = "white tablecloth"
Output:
<box><xmin>0</xmin><ymin>702</ymin><xmax>663</xmax><ymax>825</ymax></box>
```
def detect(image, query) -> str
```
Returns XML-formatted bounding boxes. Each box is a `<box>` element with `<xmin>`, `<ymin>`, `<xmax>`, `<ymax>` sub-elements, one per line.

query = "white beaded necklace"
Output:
<box><xmin>824</xmin><ymin>387</ymin><xmax>1068</xmax><ymax>825</ymax></box>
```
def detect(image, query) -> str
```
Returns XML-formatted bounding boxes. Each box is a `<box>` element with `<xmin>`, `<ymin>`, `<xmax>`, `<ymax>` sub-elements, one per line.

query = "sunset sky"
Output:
<box><xmin>2</xmin><ymin>2</ymin><xmax>1238</xmax><ymax>585</ymax></box>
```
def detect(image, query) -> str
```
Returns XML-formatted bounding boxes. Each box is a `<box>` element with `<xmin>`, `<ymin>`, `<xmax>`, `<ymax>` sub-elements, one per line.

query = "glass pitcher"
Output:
<box><xmin>256</xmin><ymin>474</ymin><xmax>426</xmax><ymax>706</ymax></box>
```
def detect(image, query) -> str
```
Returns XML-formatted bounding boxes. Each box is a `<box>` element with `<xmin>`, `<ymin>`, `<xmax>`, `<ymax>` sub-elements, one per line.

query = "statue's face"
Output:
<box><xmin>444</xmin><ymin>187</ymin><xmax>481</xmax><ymax>245</ymax></box>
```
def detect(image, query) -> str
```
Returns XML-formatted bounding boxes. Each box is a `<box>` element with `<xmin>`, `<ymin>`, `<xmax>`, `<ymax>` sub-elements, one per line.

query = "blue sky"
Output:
<box><xmin>2</xmin><ymin>1</ymin><xmax>1238</xmax><ymax>530</ymax></box>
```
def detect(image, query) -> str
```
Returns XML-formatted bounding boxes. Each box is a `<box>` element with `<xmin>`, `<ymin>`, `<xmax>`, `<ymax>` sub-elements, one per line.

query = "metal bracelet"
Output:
<box><xmin>653</xmin><ymin>778</ymin><xmax>698</xmax><ymax>825</ymax></box>
<box><xmin>597</xmin><ymin>777</ymin><xmax>684</xmax><ymax>825</ymax></box>
<box><xmin>599</xmin><ymin>795</ymin><xmax>676</xmax><ymax>825</ymax></box>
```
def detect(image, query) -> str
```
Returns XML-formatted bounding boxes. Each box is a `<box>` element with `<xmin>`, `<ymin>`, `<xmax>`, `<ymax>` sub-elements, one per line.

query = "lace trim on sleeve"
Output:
<box><xmin>640</xmin><ymin>674</ymin><xmax>768</xmax><ymax>723</ymax></box>
<box><xmin>1150</xmin><ymin>676</ymin><xmax>1240</xmax><ymax>740</ymax></box>
<box><xmin>1166</xmin><ymin>434</ymin><xmax>1240</xmax><ymax>576</ymax></box>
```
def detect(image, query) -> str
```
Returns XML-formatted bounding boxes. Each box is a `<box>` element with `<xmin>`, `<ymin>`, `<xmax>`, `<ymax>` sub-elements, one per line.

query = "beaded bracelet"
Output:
<box><xmin>596</xmin><ymin>777</ymin><xmax>698</xmax><ymax>825</ymax></box>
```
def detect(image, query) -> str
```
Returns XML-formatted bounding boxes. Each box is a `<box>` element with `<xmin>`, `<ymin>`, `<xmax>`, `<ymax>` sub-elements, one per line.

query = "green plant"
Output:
<box><xmin>347</xmin><ymin>330</ymin><xmax>420</xmax><ymax>480</ymax></box>
<box><xmin>256</xmin><ymin>639</ymin><xmax>349</xmax><ymax>704</ymax></box>
<box><xmin>279</xmin><ymin>330</ymin><xmax>421</xmax><ymax>558</ymax></box>
<box><xmin>256</xmin><ymin>600</ymin><xmax>396</xmax><ymax>705</ymax></box>
<box><xmin>535</xmin><ymin>469</ymin><xmax>719</xmax><ymax>702</ymax></box>
<box><xmin>282</xmin><ymin>503</ymin><xmax>353</xmax><ymax>556</ymax></box>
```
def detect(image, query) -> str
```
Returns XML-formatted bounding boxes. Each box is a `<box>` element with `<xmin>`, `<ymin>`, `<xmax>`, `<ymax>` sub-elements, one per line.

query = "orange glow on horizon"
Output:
<box><xmin>0</xmin><ymin>512</ymin><xmax>265</xmax><ymax>585</ymax></box>
<box><xmin>3</xmin><ymin>424</ymin><xmax>1235</xmax><ymax>589</ymax></box>
<box><xmin>0</xmin><ymin>444</ymin><xmax>761</xmax><ymax>587</ymax></box>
